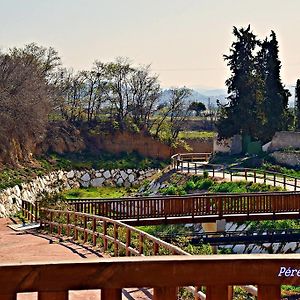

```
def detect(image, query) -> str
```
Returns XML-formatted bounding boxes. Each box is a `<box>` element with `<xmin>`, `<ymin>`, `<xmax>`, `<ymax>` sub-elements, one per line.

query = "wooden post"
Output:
<box><xmin>188</xmin><ymin>162</ymin><xmax>190</xmax><ymax>173</ymax></box>
<box><xmin>295</xmin><ymin>178</ymin><xmax>297</xmax><ymax>191</ymax></box>
<box><xmin>38</xmin><ymin>291</ymin><xmax>68</xmax><ymax>300</ymax></box>
<box><xmin>101</xmin><ymin>288</ymin><xmax>122</xmax><ymax>300</ymax></box>
<box><xmin>114</xmin><ymin>223</ymin><xmax>119</xmax><ymax>256</ymax></box>
<box><xmin>206</xmin><ymin>285</ymin><xmax>232</xmax><ymax>300</ymax></box>
<box><xmin>283</xmin><ymin>175</ymin><xmax>286</xmax><ymax>189</ymax></box>
<box><xmin>92</xmin><ymin>217</ymin><xmax>97</xmax><ymax>246</ymax></box>
<box><xmin>35</xmin><ymin>203</ymin><xmax>38</xmax><ymax>222</ymax></box>
<box><xmin>153</xmin><ymin>287</ymin><xmax>177</xmax><ymax>300</ymax></box>
<box><xmin>139</xmin><ymin>233</ymin><xmax>144</xmax><ymax>255</ymax></box>
<box><xmin>103</xmin><ymin>221</ymin><xmax>108</xmax><ymax>251</ymax></box>
<box><xmin>74</xmin><ymin>213</ymin><xmax>78</xmax><ymax>240</ymax></box>
<box><xmin>83</xmin><ymin>216</ymin><xmax>87</xmax><ymax>243</ymax></box>
<box><xmin>126</xmin><ymin>228</ymin><xmax>131</xmax><ymax>256</ymax></box>
<box><xmin>153</xmin><ymin>242</ymin><xmax>159</xmax><ymax>255</ymax></box>
<box><xmin>257</xmin><ymin>285</ymin><xmax>280</xmax><ymax>300</ymax></box>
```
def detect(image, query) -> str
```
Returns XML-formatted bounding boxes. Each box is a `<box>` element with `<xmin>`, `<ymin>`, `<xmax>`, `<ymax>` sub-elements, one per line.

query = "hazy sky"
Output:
<box><xmin>1</xmin><ymin>0</ymin><xmax>300</xmax><ymax>89</ymax></box>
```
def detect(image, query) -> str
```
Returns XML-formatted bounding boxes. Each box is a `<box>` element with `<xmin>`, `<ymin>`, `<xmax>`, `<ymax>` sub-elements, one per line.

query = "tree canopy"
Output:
<box><xmin>216</xmin><ymin>26</ymin><xmax>290</xmax><ymax>143</ymax></box>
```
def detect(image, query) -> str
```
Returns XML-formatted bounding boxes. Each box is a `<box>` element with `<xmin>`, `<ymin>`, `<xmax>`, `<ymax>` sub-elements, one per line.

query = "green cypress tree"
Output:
<box><xmin>257</xmin><ymin>31</ymin><xmax>290</xmax><ymax>141</ymax></box>
<box><xmin>216</xmin><ymin>25</ymin><xmax>261</xmax><ymax>140</ymax></box>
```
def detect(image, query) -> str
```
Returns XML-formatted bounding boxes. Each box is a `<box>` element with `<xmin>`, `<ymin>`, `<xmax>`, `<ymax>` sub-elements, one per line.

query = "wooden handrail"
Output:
<box><xmin>172</xmin><ymin>159</ymin><xmax>300</xmax><ymax>190</ymax></box>
<box><xmin>1</xmin><ymin>255</ymin><xmax>300</xmax><ymax>299</ymax></box>
<box><xmin>63</xmin><ymin>191</ymin><xmax>300</xmax><ymax>225</ymax></box>
<box><xmin>40</xmin><ymin>208</ymin><xmax>188</xmax><ymax>256</ymax></box>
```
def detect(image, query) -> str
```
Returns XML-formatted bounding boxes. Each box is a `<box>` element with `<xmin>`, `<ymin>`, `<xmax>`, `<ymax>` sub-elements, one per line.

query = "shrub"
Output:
<box><xmin>161</xmin><ymin>185</ymin><xmax>177</xmax><ymax>195</ymax></box>
<box><xmin>196</xmin><ymin>178</ymin><xmax>214</xmax><ymax>190</ymax></box>
<box><xmin>184</xmin><ymin>180</ymin><xmax>196</xmax><ymax>191</ymax></box>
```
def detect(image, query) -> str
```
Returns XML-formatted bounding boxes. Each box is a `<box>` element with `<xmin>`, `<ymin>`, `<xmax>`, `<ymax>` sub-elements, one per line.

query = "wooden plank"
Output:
<box><xmin>0</xmin><ymin>294</ymin><xmax>16</xmax><ymax>300</ymax></box>
<box><xmin>101</xmin><ymin>288</ymin><xmax>122</xmax><ymax>300</ymax></box>
<box><xmin>153</xmin><ymin>287</ymin><xmax>177</xmax><ymax>300</ymax></box>
<box><xmin>38</xmin><ymin>291</ymin><xmax>68</xmax><ymax>300</ymax></box>
<box><xmin>257</xmin><ymin>285</ymin><xmax>280</xmax><ymax>300</ymax></box>
<box><xmin>206</xmin><ymin>285</ymin><xmax>233</xmax><ymax>300</ymax></box>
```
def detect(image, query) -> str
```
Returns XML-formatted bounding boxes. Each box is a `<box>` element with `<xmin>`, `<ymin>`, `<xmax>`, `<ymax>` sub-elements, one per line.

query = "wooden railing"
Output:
<box><xmin>228</xmin><ymin>168</ymin><xmax>300</xmax><ymax>191</ymax></box>
<box><xmin>171</xmin><ymin>152</ymin><xmax>211</xmax><ymax>169</ymax></box>
<box><xmin>39</xmin><ymin>208</ymin><xmax>188</xmax><ymax>256</ymax></box>
<box><xmin>1</xmin><ymin>254</ymin><xmax>300</xmax><ymax>299</ymax></box>
<box><xmin>66</xmin><ymin>191</ymin><xmax>300</xmax><ymax>225</ymax></box>
<box><xmin>21</xmin><ymin>200</ymin><xmax>38</xmax><ymax>223</ymax></box>
<box><xmin>172</xmin><ymin>154</ymin><xmax>300</xmax><ymax>191</ymax></box>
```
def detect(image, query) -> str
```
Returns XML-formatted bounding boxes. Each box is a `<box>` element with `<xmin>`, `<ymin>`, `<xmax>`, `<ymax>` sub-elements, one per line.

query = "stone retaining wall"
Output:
<box><xmin>270</xmin><ymin>151</ymin><xmax>300</xmax><ymax>168</ymax></box>
<box><xmin>269</xmin><ymin>131</ymin><xmax>300</xmax><ymax>151</ymax></box>
<box><xmin>0</xmin><ymin>168</ymin><xmax>158</xmax><ymax>218</ymax></box>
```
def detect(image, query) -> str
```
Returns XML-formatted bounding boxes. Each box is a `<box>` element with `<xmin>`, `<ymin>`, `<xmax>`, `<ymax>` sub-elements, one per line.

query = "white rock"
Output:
<box><xmin>282</xmin><ymin>242</ymin><xmax>295</xmax><ymax>253</ymax></box>
<box><xmin>67</xmin><ymin>170</ymin><xmax>75</xmax><ymax>179</ymax></box>
<box><xmin>103</xmin><ymin>170</ymin><xmax>111</xmax><ymax>179</ymax></box>
<box><xmin>58</xmin><ymin>171</ymin><xmax>64</xmax><ymax>180</ymax></box>
<box><xmin>13</xmin><ymin>185</ymin><xmax>21</xmax><ymax>197</ymax></box>
<box><xmin>128</xmin><ymin>174</ymin><xmax>135</xmax><ymax>183</ymax></box>
<box><xmin>81</xmin><ymin>173</ymin><xmax>91</xmax><ymax>182</ymax></box>
<box><xmin>117</xmin><ymin>178</ymin><xmax>124</xmax><ymax>186</ymax></box>
<box><xmin>124</xmin><ymin>180</ymin><xmax>131</xmax><ymax>188</ymax></box>
<box><xmin>0</xmin><ymin>203</ymin><xmax>6</xmax><ymax>215</ymax></box>
<box><xmin>232</xmin><ymin>244</ymin><xmax>245</xmax><ymax>254</ymax></box>
<box><xmin>80</xmin><ymin>181</ymin><xmax>90</xmax><ymax>188</ymax></box>
<box><xmin>95</xmin><ymin>172</ymin><xmax>102</xmax><ymax>178</ymax></box>
<box><xmin>120</xmin><ymin>170</ymin><xmax>128</xmax><ymax>180</ymax></box>
<box><xmin>91</xmin><ymin>178</ymin><xmax>105</xmax><ymax>187</ymax></box>
<box><xmin>127</xmin><ymin>169</ymin><xmax>133</xmax><ymax>174</ymax></box>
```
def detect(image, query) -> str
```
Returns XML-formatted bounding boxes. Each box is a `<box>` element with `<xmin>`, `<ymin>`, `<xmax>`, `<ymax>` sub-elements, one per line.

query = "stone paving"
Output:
<box><xmin>0</xmin><ymin>218</ymin><xmax>151</xmax><ymax>299</ymax></box>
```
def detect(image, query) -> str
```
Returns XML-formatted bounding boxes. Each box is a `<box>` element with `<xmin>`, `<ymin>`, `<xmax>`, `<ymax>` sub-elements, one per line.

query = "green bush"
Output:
<box><xmin>161</xmin><ymin>185</ymin><xmax>177</xmax><ymax>195</ymax></box>
<box><xmin>195</xmin><ymin>178</ymin><xmax>214</xmax><ymax>190</ymax></box>
<box><xmin>184</xmin><ymin>180</ymin><xmax>196</xmax><ymax>191</ymax></box>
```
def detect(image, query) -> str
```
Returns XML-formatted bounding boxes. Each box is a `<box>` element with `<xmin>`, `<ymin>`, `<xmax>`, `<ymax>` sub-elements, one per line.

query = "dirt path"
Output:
<box><xmin>0</xmin><ymin>218</ymin><xmax>152</xmax><ymax>299</ymax></box>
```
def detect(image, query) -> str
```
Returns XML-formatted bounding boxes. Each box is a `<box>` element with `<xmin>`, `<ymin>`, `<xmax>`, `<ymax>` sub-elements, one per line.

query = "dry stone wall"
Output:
<box><xmin>270</xmin><ymin>151</ymin><xmax>300</xmax><ymax>168</ymax></box>
<box><xmin>0</xmin><ymin>168</ymin><xmax>158</xmax><ymax>218</ymax></box>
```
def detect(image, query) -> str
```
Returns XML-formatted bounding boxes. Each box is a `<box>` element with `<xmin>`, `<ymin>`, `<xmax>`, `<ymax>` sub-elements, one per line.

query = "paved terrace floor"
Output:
<box><xmin>0</xmin><ymin>218</ymin><xmax>151</xmax><ymax>300</ymax></box>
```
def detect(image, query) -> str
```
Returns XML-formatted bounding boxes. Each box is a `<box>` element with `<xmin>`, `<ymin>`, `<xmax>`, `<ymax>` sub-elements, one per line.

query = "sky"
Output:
<box><xmin>1</xmin><ymin>0</ymin><xmax>300</xmax><ymax>90</ymax></box>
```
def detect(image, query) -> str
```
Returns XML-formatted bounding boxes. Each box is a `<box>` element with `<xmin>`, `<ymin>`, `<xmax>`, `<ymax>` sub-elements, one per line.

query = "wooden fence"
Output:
<box><xmin>172</xmin><ymin>154</ymin><xmax>300</xmax><ymax>191</ymax></box>
<box><xmin>1</xmin><ymin>254</ymin><xmax>300</xmax><ymax>299</ymax></box>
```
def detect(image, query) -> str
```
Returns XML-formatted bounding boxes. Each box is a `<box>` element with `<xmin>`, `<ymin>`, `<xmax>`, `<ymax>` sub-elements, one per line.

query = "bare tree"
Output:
<box><xmin>153</xmin><ymin>87</ymin><xmax>192</xmax><ymax>145</ymax></box>
<box><xmin>0</xmin><ymin>45</ymin><xmax>57</xmax><ymax>164</ymax></box>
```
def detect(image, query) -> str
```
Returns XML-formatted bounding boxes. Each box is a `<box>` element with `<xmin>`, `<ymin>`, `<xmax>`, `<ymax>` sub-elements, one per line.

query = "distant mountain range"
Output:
<box><xmin>160</xmin><ymin>86</ymin><xmax>296</xmax><ymax>108</ymax></box>
<box><xmin>159</xmin><ymin>88</ymin><xmax>227</xmax><ymax>108</ymax></box>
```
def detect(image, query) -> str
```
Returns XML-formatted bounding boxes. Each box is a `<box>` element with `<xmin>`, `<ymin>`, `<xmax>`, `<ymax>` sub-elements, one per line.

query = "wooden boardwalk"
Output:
<box><xmin>0</xmin><ymin>219</ymin><xmax>152</xmax><ymax>300</ymax></box>
<box><xmin>66</xmin><ymin>191</ymin><xmax>300</xmax><ymax>225</ymax></box>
